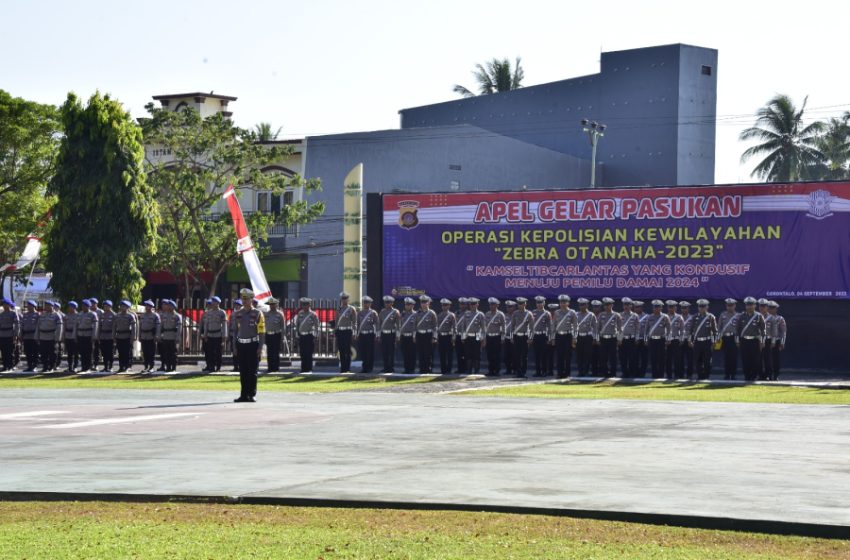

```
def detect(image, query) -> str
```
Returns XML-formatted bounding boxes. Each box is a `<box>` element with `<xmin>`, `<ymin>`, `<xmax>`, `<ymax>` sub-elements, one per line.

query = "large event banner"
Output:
<box><xmin>382</xmin><ymin>182</ymin><xmax>850</xmax><ymax>299</ymax></box>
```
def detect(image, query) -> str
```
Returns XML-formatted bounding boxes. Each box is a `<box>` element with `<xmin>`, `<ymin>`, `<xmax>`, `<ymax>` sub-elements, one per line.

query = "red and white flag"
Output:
<box><xmin>222</xmin><ymin>185</ymin><xmax>272</xmax><ymax>303</ymax></box>
<box><xmin>0</xmin><ymin>235</ymin><xmax>42</xmax><ymax>272</ymax></box>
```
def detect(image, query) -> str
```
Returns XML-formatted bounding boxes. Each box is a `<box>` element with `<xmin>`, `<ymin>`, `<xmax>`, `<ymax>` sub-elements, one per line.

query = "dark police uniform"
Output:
<box><xmin>159</xmin><ymin>309</ymin><xmax>181</xmax><ymax>372</ymax></box>
<box><xmin>356</xmin><ymin>301</ymin><xmax>379</xmax><ymax>373</ymax></box>
<box><xmin>335</xmin><ymin>296</ymin><xmax>357</xmax><ymax>373</ymax></box>
<box><xmin>665</xmin><ymin>304</ymin><xmax>684</xmax><ymax>380</ymax></box>
<box><xmin>596</xmin><ymin>300</ymin><xmax>621</xmax><ymax>378</ymax></box>
<box><xmin>717</xmin><ymin>301</ymin><xmax>739</xmax><ymax>380</ymax></box>
<box><xmin>461</xmin><ymin>302</ymin><xmax>485</xmax><ymax>374</ymax></box>
<box><xmin>36</xmin><ymin>305</ymin><xmax>63</xmax><ymax>372</ymax></box>
<box><xmin>510</xmin><ymin>302</ymin><xmax>533</xmax><ymax>376</ymax></box>
<box><xmin>574</xmin><ymin>301</ymin><xmax>597</xmax><ymax>376</ymax></box>
<box><xmin>414</xmin><ymin>297</ymin><xmax>438</xmax><ymax>374</ymax></box>
<box><xmin>75</xmin><ymin>307</ymin><xmax>98</xmax><ymax>372</ymax></box>
<box><xmin>233</xmin><ymin>301</ymin><xmax>265</xmax><ymax>402</ymax></box>
<box><xmin>399</xmin><ymin>301</ymin><xmax>418</xmax><ymax>374</ymax></box>
<box><xmin>436</xmin><ymin>302</ymin><xmax>457</xmax><ymax>374</ymax></box>
<box><xmin>378</xmin><ymin>298</ymin><xmax>401</xmax><ymax>373</ymax></box>
<box><xmin>618</xmin><ymin>300</ymin><xmax>639</xmax><ymax>378</ymax></box>
<box><xmin>483</xmin><ymin>301</ymin><xmax>506</xmax><ymax>376</ymax></box>
<box><xmin>201</xmin><ymin>306</ymin><xmax>229</xmax><ymax>372</ymax></box>
<box><xmin>645</xmin><ymin>304</ymin><xmax>671</xmax><ymax>379</ymax></box>
<box><xmin>295</xmin><ymin>301</ymin><xmax>320</xmax><ymax>373</ymax></box>
<box><xmin>551</xmin><ymin>299</ymin><xmax>577</xmax><ymax>378</ymax></box>
<box><xmin>98</xmin><ymin>308</ymin><xmax>116</xmax><ymax>371</ymax></box>
<box><xmin>263</xmin><ymin>304</ymin><xmax>285</xmax><ymax>373</ymax></box>
<box><xmin>689</xmin><ymin>302</ymin><xmax>717</xmax><ymax>380</ymax></box>
<box><xmin>736</xmin><ymin>299</ymin><xmax>766</xmax><ymax>382</ymax></box>
<box><xmin>139</xmin><ymin>307</ymin><xmax>161</xmax><ymax>372</ymax></box>
<box><xmin>20</xmin><ymin>305</ymin><xmax>40</xmax><ymax>371</ymax></box>
<box><xmin>112</xmin><ymin>306</ymin><xmax>138</xmax><ymax>372</ymax></box>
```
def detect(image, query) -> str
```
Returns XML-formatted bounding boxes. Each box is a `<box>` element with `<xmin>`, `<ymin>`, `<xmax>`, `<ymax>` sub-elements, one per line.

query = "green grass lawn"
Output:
<box><xmin>456</xmin><ymin>380</ymin><xmax>850</xmax><ymax>405</ymax></box>
<box><xmin>0</xmin><ymin>373</ymin><xmax>432</xmax><ymax>393</ymax></box>
<box><xmin>0</xmin><ymin>501</ymin><xmax>846</xmax><ymax>560</ymax></box>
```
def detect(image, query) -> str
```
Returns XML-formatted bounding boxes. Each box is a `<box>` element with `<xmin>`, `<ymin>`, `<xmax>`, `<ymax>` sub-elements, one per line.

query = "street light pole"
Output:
<box><xmin>581</xmin><ymin>119</ymin><xmax>606</xmax><ymax>188</ymax></box>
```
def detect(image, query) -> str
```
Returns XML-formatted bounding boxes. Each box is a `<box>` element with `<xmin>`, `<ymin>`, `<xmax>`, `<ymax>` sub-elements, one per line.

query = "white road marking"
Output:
<box><xmin>36</xmin><ymin>412</ymin><xmax>203</xmax><ymax>429</ymax></box>
<box><xmin>0</xmin><ymin>410</ymin><xmax>70</xmax><ymax>420</ymax></box>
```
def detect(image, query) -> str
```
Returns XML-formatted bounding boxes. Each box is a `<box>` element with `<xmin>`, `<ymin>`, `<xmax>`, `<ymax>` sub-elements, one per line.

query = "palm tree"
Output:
<box><xmin>453</xmin><ymin>57</ymin><xmax>525</xmax><ymax>98</ymax></box>
<box><xmin>813</xmin><ymin>114</ymin><xmax>850</xmax><ymax>180</ymax></box>
<box><xmin>739</xmin><ymin>95</ymin><xmax>825</xmax><ymax>181</ymax></box>
<box><xmin>254</xmin><ymin>122</ymin><xmax>282</xmax><ymax>142</ymax></box>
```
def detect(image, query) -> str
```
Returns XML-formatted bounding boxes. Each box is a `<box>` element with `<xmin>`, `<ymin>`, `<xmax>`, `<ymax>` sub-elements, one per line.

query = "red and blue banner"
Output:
<box><xmin>382</xmin><ymin>182</ymin><xmax>850</xmax><ymax>299</ymax></box>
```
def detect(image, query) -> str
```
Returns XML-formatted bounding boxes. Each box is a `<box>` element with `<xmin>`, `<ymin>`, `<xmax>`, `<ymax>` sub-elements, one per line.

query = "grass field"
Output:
<box><xmin>0</xmin><ymin>502</ymin><xmax>846</xmax><ymax>560</ymax></box>
<box><xmin>0</xmin><ymin>373</ymin><xmax>431</xmax><ymax>393</ymax></box>
<box><xmin>456</xmin><ymin>380</ymin><xmax>850</xmax><ymax>405</ymax></box>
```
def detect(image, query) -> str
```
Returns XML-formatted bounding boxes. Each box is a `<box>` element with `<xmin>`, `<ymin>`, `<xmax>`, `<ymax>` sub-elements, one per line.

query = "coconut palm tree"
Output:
<box><xmin>813</xmin><ymin>113</ymin><xmax>850</xmax><ymax>179</ymax></box>
<box><xmin>254</xmin><ymin>122</ymin><xmax>282</xmax><ymax>142</ymax></box>
<box><xmin>739</xmin><ymin>95</ymin><xmax>825</xmax><ymax>181</ymax></box>
<box><xmin>453</xmin><ymin>57</ymin><xmax>525</xmax><ymax>98</ymax></box>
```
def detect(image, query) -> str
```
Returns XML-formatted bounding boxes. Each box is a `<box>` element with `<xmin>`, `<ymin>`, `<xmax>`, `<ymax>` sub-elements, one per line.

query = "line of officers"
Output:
<box><xmin>321</xmin><ymin>293</ymin><xmax>787</xmax><ymax>382</ymax></box>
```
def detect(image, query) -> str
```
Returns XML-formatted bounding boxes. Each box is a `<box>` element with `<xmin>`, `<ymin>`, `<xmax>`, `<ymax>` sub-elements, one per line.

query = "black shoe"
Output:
<box><xmin>246</xmin><ymin>397</ymin><xmax>256</xmax><ymax>402</ymax></box>
<box><xmin>156</xmin><ymin>367</ymin><xmax>166</xmax><ymax>372</ymax></box>
<box><xmin>234</xmin><ymin>397</ymin><xmax>250</xmax><ymax>403</ymax></box>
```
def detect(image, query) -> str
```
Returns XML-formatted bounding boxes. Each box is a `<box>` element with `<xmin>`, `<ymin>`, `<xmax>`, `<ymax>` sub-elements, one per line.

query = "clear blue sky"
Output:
<box><xmin>3</xmin><ymin>0</ymin><xmax>848</xmax><ymax>183</ymax></box>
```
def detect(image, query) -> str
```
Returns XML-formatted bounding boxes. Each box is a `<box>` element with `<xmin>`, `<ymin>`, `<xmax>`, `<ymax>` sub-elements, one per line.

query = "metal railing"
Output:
<box><xmin>201</xmin><ymin>212</ymin><xmax>298</xmax><ymax>237</ymax></box>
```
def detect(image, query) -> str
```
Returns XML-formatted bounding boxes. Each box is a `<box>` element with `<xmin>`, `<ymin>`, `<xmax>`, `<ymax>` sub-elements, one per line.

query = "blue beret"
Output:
<box><xmin>234</xmin><ymin>299</ymin><xmax>242</xmax><ymax>305</ymax></box>
<box><xmin>103</xmin><ymin>300</ymin><xmax>113</xmax><ymax>307</ymax></box>
<box><xmin>1</xmin><ymin>297</ymin><xmax>12</xmax><ymax>306</ymax></box>
<box><xmin>211</xmin><ymin>296</ymin><xmax>221</xmax><ymax>303</ymax></box>
<box><xmin>89</xmin><ymin>297</ymin><xmax>98</xmax><ymax>304</ymax></box>
<box><xmin>68</xmin><ymin>301</ymin><xmax>78</xmax><ymax>309</ymax></box>
<box><xmin>205</xmin><ymin>298</ymin><xmax>212</xmax><ymax>304</ymax></box>
<box><xmin>26</xmin><ymin>299</ymin><xmax>37</xmax><ymax>307</ymax></box>
<box><xmin>81</xmin><ymin>299</ymin><xmax>91</xmax><ymax>306</ymax></box>
<box><xmin>143</xmin><ymin>299</ymin><xmax>155</xmax><ymax>307</ymax></box>
<box><xmin>120</xmin><ymin>300</ymin><xmax>132</xmax><ymax>308</ymax></box>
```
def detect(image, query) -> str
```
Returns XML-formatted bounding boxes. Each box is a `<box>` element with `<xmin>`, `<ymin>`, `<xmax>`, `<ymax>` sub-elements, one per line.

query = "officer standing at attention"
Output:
<box><xmin>758</xmin><ymin>298</ymin><xmax>773</xmax><ymax>380</ymax></box>
<box><xmin>596</xmin><ymin>297</ymin><xmax>621</xmax><ymax>378</ymax></box>
<box><xmin>378</xmin><ymin>296</ymin><xmax>401</xmax><ymax>373</ymax></box>
<box><xmin>679</xmin><ymin>301</ymin><xmax>695</xmax><ymax>379</ymax></box>
<box><xmin>737</xmin><ymin>296</ymin><xmax>766</xmax><ymax>382</ymax></box>
<box><xmin>590</xmin><ymin>300</ymin><xmax>602</xmax><ymax>375</ymax></box>
<box><xmin>89</xmin><ymin>298</ymin><xmax>104</xmax><ymax>368</ymax></box>
<box><xmin>768</xmin><ymin>301</ymin><xmax>786</xmax><ymax>380</ymax></box>
<box><xmin>399</xmin><ymin>297</ymin><xmax>418</xmax><ymax>374</ymax></box>
<box><xmin>689</xmin><ymin>299</ymin><xmax>717</xmax><ymax>380</ymax></box>
<box><xmin>511</xmin><ymin>298</ymin><xmax>532</xmax><ymax>377</ymax></box>
<box><xmin>414</xmin><ymin>295</ymin><xmax>437</xmax><ymax>374</ymax></box>
<box><xmin>263</xmin><ymin>298</ymin><xmax>284</xmax><ymax>373</ymax></box>
<box><xmin>483</xmin><ymin>297</ymin><xmax>506</xmax><ymax>377</ymax></box>
<box><xmin>63</xmin><ymin>301</ymin><xmax>79</xmax><ymax>372</ymax></box>
<box><xmin>335</xmin><ymin>292</ymin><xmax>357</xmax><ymax>373</ymax></box>
<box><xmin>551</xmin><ymin>295</ymin><xmax>577</xmax><ymax>378</ymax></box>
<box><xmin>295</xmin><ymin>297</ymin><xmax>320</xmax><ymax>373</ymax></box>
<box><xmin>545</xmin><ymin>303</ymin><xmax>559</xmax><ymax>376</ymax></box>
<box><xmin>618</xmin><ymin>298</ymin><xmax>638</xmax><ymax>378</ymax></box>
<box><xmin>574</xmin><ymin>298</ymin><xmax>597</xmax><ymax>377</ymax></box>
<box><xmin>633</xmin><ymin>301</ymin><xmax>649</xmax><ymax>377</ymax></box>
<box><xmin>530</xmin><ymin>296</ymin><xmax>552</xmax><ymax>377</ymax></box>
<box><xmin>201</xmin><ymin>296</ymin><xmax>228</xmax><ymax>372</ymax></box>
<box><xmin>112</xmin><ymin>301</ymin><xmax>137</xmax><ymax>372</ymax></box>
<box><xmin>355</xmin><ymin>296</ymin><xmax>378</xmax><ymax>373</ymax></box>
<box><xmin>502</xmin><ymin>300</ymin><xmax>517</xmax><ymax>376</ymax></box>
<box><xmin>453</xmin><ymin>297</ymin><xmax>468</xmax><ymax>373</ymax></box>
<box><xmin>75</xmin><ymin>299</ymin><xmax>98</xmax><ymax>372</ymax></box>
<box><xmin>645</xmin><ymin>300</ymin><xmax>671</xmax><ymax>378</ymax></box>
<box><xmin>665</xmin><ymin>300</ymin><xmax>684</xmax><ymax>380</ymax></box>
<box><xmin>0</xmin><ymin>298</ymin><xmax>20</xmax><ymax>372</ymax></box>
<box><xmin>157</xmin><ymin>300</ymin><xmax>181</xmax><ymax>372</ymax></box>
<box><xmin>717</xmin><ymin>298</ymin><xmax>739</xmax><ymax>380</ymax></box>
<box><xmin>20</xmin><ymin>300</ymin><xmax>40</xmax><ymax>372</ymax></box>
<box><xmin>36</xmin><ymin>301</ymin><xmax>62</xmax><ymax>372</ymax></box>
<box><xmin>138</xmin><ymin>300</ymin><xmax>161</xmax><ymax>372</ymax></box>
<box><xmin>436</xmin><ymin>298</ymin><xmax>456</xmax><ymax>374</ymax></box>
<box><xmin>232</xmin><ymin>288</ymin><xmax>265</xmax><ymax>402</ymax></box>
<box><xmin>461</xmin><ymin>297</ymin><xmax>485</xmax><ymax>374</ymax></box>
<box><xmin>97</xmin><ymin>300</ymin><xmax>116</xmax><ymax>372</ymax></box>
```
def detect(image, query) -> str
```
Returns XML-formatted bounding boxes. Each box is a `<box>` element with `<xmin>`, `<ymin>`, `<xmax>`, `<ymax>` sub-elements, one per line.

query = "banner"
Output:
<box><xmin>223</xmin><ymin>186</ymin><xmax>272</xmax><ymax>303</ymax></box>
<box><xmin>382</xmin><ymin>182</ymin><xmax>850</xmax><ymax>299</ymax></box>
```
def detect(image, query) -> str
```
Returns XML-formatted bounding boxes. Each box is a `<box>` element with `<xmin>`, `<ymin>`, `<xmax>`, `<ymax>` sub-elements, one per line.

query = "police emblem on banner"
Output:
<box><xmin>398</xmin><ymin>200</ymin><xmax>420</xmax><ymax>229</ymax></box>
<box><xmin>806</xmin><ymin>189</ymin><xmax>834</xmax><ymax>220</ymax></box>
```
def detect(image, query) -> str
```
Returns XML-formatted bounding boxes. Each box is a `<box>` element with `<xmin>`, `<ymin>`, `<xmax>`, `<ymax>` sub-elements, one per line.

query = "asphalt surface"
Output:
<box><xmin>1</xmin><ymin>387</ymin><xmax>848</xmax><ymax>530</ymax></box>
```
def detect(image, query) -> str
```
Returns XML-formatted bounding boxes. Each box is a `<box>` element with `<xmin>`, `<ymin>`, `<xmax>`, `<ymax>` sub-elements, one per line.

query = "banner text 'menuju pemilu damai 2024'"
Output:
<box><xmin>382</xmin><ymin>182</ymin><xmax>850</xmax><ymax>300</ymax></box>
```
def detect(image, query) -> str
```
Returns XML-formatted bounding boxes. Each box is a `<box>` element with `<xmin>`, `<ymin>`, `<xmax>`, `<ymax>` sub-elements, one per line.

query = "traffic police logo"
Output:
<box><xmin>807</xmin><ymin>189</ymin><xmax>833</xmax><ymax>220</ymax></box>
<box><xmin>398</xmin><ymin>200</ymin><xmax>420</xmax><ymax>229</ymax></box>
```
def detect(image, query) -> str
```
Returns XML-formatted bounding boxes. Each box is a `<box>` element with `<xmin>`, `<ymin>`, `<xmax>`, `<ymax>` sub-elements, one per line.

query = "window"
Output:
<box><xmin>257</xmin><ymin>191</ymin><xmax>294</xmax><ymax>216</ymax></box>
<box><xmin>701</xmin><ymin>65</ymin><xmax>712</xmax><ymax>76</ymax></box>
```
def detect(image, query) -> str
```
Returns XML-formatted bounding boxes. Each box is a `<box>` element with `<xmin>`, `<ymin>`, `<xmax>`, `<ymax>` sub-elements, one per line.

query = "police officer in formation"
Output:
<box><xmin>295</xmin><ymin>297</ymin><xmax>320</xmax><ymax>373</ymax></box>
<box><xmin>335</xmin><ymin>292</ymin><xmax>357</xmax><ymax>373</ymax></box>
<box><xmin>97</xmin><ymin>300</ymin><xmax>116</xmax><ymax>372</ymax></box>
<box><xmin>36</xmin><ymin>301</ymin><xmax>62</xmax><ymax>372</ymax></box>
<box><xmin>618</xmin><ymin>298</ymin><xmax>638</xmax><ymax>377</ymax></box>
<box><xmin>139</xmin><ymin>300</ymin><xmax>161</xmax><ymax>372</ymax></box>
<box><xmin>201</xmin><ymin>296</ymin><xmax>228</xmax><ymax>373</ymax></box>
<box><xmin>232</xmin><ymin>288</ymin><xmax>265</xmax><ymax>402</ymax></box>
<box><xmin>767</xmin><ymin>301</ymin><xmax>786</xmax><ymax>380</ymax></box>
<box><xmin>483</xmin><ymin>297</ymin><xmax>506</xmax><ymax>377</ymax></box>
<box><xmin>502</xmin><ymin>300</ymin><xmax>517</xmax><ymax>376</ymax></box>
<box><xmin>355</xmin><ymin>296</ymin><xmax>378</xmax><ymax>373</ymax></box>
<box><xmin>399</xmin><ymin>297</ymin><xmax>418</xmax><ymax>373</ymax></box>
<box><xmin>436</xmin><ymin>298</ymin><xmax>456</xmax><ymax>374</ymax></box>
<box><xmin>75</xmin><ymin>299</ymin><xmax>98</xmax><ymax>372</ymax></box>
<box><xmin>633</xmin><ymin>301</ymin><xmax>649</xmax><ymax>377</ymax></box>
<box><xmin>89</xmin><ymin>298</ymin><xmax>104</xmax><ymax>368</ymax></box>
<box><xmin>510</xmin><ymin>297</ymin><xmax>531</xmax><ymax>376</ymax></box>
<box><xmin>552</xmin><ymin>295</ymin><xmax>577</xmax><ymax>378</ymax></box>
<box><xmin>461</xmin><ymin>297</ymin><xmax>485</xmax><ymax>374</ymax></box>
<box><xmin>157</xmin><ymin>300</ymin><xmax>181</xmax><ymax>372</ymax></box>
<box><xmin>454</xmin><ymin>297</ymin><xmax>468</xmax><ymax>373</ymax></box>
<box><xmin>414</xmin><ymin>295</ymin><xmax>437</xmax><ymax>374</ymax></box>
<box><xmin>665</xmin><ymin>300</ymin><xmax>684</xmax><ymax>379</ymax></box>
<box><xmin>680</xmin><ymin>301</ymin><xmax>695</xmax><ymax>378</ymax></box>
<box><xmin>645</xmin><ymin>300</ymin><xmax>671</xmax><ymax>378</ymax></box>
<box><xmin>378</xmin><ymin>295</ymin><xmax>401</xmax><ymax>373</ymax></box>
<box><xmin>20</xmin><ymin>300</ymin><xmax>40</xmax><ymax>372</ymax></box>
<box><xmin>63</xmin><ymin>301</ymin><xmax>79</xmax><ymax>372</ymax></box>
<box><xmin>737</xmin><ymin>296</ymin><xmax>766</xmax><ymax>381</ymax></box>
<box><xmin>596</xmin><ymin>297</ymin><xmax>620</xmax><ymax>377</ymax></box>
<box><xmin>530</xmin><ymin>296</ymin><xmax>552</xmax><ymax>377</ymax></box>
<box><xmin>113</xmin><ymin>301</ymin><xmax>137</xmax><ymax>372</ymax></box>
<box><xmin>717</xmin><ymin>298</ymin><xmax>740</xmax><ymax>379</ymax></box>
<box><xmin>574</xmin><ymin>298</ymin><xmax>596</xmax><ymax>376</ymax></box>
<box><xmin>689</xmin><ymin>299</ymin><xmax>717</xmax><ymax>380</ymax></box>
<box><xmin>0</xmin><ymin>298</ymin><xmax>20</xmax><ymax>372</ymax></box>
<box><xmin>263</xmin><ymin>297</ymin><xmax>285</xmax><ymax>373</ymax></box>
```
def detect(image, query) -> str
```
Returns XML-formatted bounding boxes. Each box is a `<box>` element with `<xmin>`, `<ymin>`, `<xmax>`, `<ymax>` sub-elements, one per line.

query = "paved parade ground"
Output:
<box><xmin>1</xmin><ymin>385</ymin><xmax>848</xmax><ymax>536</ymax></box>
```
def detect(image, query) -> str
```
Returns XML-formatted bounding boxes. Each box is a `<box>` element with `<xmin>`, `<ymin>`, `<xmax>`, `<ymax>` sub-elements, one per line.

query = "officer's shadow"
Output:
<box><xmin>117</xmin><ymin>402</ymin><xmax>225</xmax><ymax>410</ymax></box>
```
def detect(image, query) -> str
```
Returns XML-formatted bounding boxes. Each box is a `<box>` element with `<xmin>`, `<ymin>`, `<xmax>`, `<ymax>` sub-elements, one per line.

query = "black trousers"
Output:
<box><xmin>575</xmin><ymin>335</ymin><xmax>592</xmax><ymax>376</ymax></box>
<box><xmin>741</xmin><ymin>339</ymin><xmax>761</xmax><ymax>381</ymax></box>
<box><xmin>760</xmin><ymin>340</ymin><xmax>773</xmax><ymax>380</ymax></box>
<box><xmin>299</xmin><ymin>334</ymin><xmax>314</xmax><ymax>373</ymax></box>
<box><xmin>485</xmin><ymin>335</ymin><xmax>502</xmax><ymax>376</ymax></box>
<box><xmin>721</xmin><ymin>336</ymin><xmax>737</xmax><ymax>379</ymax></box>
<box><xmin>265</xmin><ymin>333</ymin><xmax>281</xmax><ymax>372</ymax></box>
<box><xmin>532</xmin><ymin>333</ymin><xmax>548</xmax><ymax>376</ymax></box>
<box><xmin>513</xmin><ymin>335</ymin><xmax>529</xmax><ymax>375</ymax></box>
<box><xmin>401</xmin><ymin>334</ymin><xmax>416</xmax><ymax>373</ymax></box>
<box><xmin>116</xmin><ymin>339</ymin><xmax>132</xmax><ymax>369</ymax></box>
<box><xmin>358</xmin><ymin>333</ymin><xmax>375</xmax><ymax>373</ymax></box>
<box><xmin>77</xmin><ymin>336</ymin><xmax>93</xmax><ymax>371</ymax></box>
<box><xmin>416</xmin><ymin>332</ymin><xmax>434</xmax><ymax>373</ymax></box>
<box><xmin>454</xmin><ymin>335</ymin><xmax>466</xmax><ymax>373</ymax></box>
<box><xmin>619</xmin><ymin>338</ymin><xmax>636</xmax><ymax>378</ymax></box>
<box><xmin>771</xmin><ymin>344</ymin><xmax>782</xmax><ymax>380</ymax></box>
<box><xmin>464</xmin><ymin>336</ymin><xmax>481</xmax><ymax>374</ymax></box>
<box><xmin>64</xmin><ymin>339</ymin><xmax>78</xmax><ymax>370</ymax></box>
<box><xmin>544</xmin><ymin>341</ymin><xmax>554</xmax><ymax>375</ymax></box>
<box><xmin>665</xmin><ymin>340</ymin><xmax>681</xmax><ymax>379</ymax></box>
<box><xmin>591</xmin><ymin>343</ymin><xmax>601</xmax><ymax>375</ymax></box>
<box><xmin>237</xmin><ymin>341</ymin><xmax>259</xmax><ymax>398</ymax></box>
<box><xmin>380</xmin><ymin>332</ymin><xmax>396</xmax><ymax>373</ymax></box>
<box><xmin>637</xmin><ymin>341</ymin><xmax>649</xmax><ymax>377</ymax></box>
<box><xmin>336</xmin><ymin>329</ymin><xmax>352</xmax><ymax>372</ymax></box>
<box><xmin>0</xmin><ymin>337</ymin><xmax>13</xmax><ymax>370</ymax></box>
<box><xmin>599</xmin><ymin>337</ymin><xmax>618</xmax><ymax>377</ymax></box>
<box><xmin>93</xmin><ymin>340</ymin><xmax>101</xmax><ymax>367</ymax></box>
<box><xmin>683</xmin><ymin>342</ymin><xmax>695</xmax><ymax>379</ymax></box>
<box><xmin>39</xmin><ymin>339</ymin><xmax>57</xmax><ymax>370</ymax></box>
<box><xmin>694</xmin><ymin>340</ymin><xmax>712</xmax><ymax>379</ymax></box>
<box><xmin>23</xmin><ymin>339</ymin><xmax>39</xmax><ymax>370</ymax></box>
<box><xmin>160</xmin><ymin>340</ymin><xmax>177</xmax><ymax>371</ymax></box>
<box><xmin>99</xmin><ymin>339</ymin><xmax>114</xmax><ymax>369</ymax></box>
<box><xmin>554</xmin><ymin>333</ymin><xmax>573</xmax><ymax>378</ymax></box>
<box><xmin>649</xmin><ymin>338</ymin><xmax>666</xmax><ymax>378</ymax></box>
<box><xmin>208</xmin><ymin>337</ymin><xmax>223</xmax><ymax>371</ymax></box>
<box><xmin>438</xmin><ymin>334</ymin><xmax>453</xmax><ymax>374</ymax></box>
<box><xmin>503</xmin><ymin>339</ymin><xmax>514</xmax><ymax>375</ymax></box>
<box><xmin>141</xmin><ymin>339</ymin><xmax>156</xmax><ymax>369</ymax></box>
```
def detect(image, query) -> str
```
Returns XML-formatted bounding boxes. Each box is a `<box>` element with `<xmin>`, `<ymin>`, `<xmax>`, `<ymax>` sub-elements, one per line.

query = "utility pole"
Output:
<box><xmin>581</xmin><ymin>119</ymin><xmax>606</xmax><ymax>188</ymax></box>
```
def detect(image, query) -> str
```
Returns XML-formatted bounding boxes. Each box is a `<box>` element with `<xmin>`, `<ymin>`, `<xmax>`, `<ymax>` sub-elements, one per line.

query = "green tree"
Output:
<box><xmin>45</xmin><ymin>92</ymin><xmax>158</xmax><ymax>302</ymax></box>
<box><xmin>453</xmin><ymin>57</ymin><xmax>525</xmax><ymax>98</ymax></box>
<box><xmin>813</xmin><ymin>114</ymin><xmax>850</xmax><ymax>180</ymax></box>
<box><xmin>254</xmin><ymin>122</ymin><xmax>282</xmax><ymax>142</ymax></box>
<box><xmin>0</xmin><ymin>90</ymin><xmax>59</xmax><ymax>294</ymax></box>
<box><xmin>739</xmin><ymin>94</ymin><xmax>825</xmax><ymax>181</ymax></box>
<box><xmin>142</xmin><ymin>104</ymin><xmax>323</xmax><ymax>298</ymax></box>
